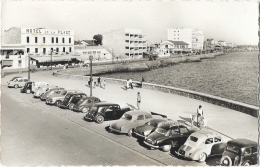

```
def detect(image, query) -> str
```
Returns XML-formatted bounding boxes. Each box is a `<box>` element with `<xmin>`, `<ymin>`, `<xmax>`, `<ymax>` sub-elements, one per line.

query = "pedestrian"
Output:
<box><xmin>126</xmin><ymin>79</ymin><xmax>129</xmax><ymax>90</ymax></box>
<box><xmin>129</xmin><ymin>78</ymin><xmax>133</xmax><ymax>89</ymax></box>
<box><xmin>97</xmin><ymin>77</ymin><xmax>101</xmax><ymax>87</ymax></box>
<box><xmin>140</xmin><ymin>77</ymin><xmax>145</xmax><ymax>88</ymax></box>
<box><xmin>137</xmin><ymin>92</ymin><xmax>141</xmax><ymax>110</ymax></box>
<box><xmin>103</xmin><ymin>79</ymin><xmax>106</xmax><ymax>89</ymax></box>
<box><xmin>197</xmin><ymin>105</ymin><xmax>204</xmax><ymax>127</ymax></box>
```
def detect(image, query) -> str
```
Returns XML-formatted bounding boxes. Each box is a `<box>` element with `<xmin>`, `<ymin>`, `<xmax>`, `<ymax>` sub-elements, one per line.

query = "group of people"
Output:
<box><xmin>87</xmin><ymin>77</ymin><xmax>106</xmax><ymax>89</ymax></box>
<box><xmin>125</xmin><ymin>77</ymin><xmax>145</xmax><ymax>90</ymax></box>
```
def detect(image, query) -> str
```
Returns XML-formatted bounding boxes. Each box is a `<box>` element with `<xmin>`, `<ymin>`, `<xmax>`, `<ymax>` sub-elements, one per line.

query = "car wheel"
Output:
<box><xmin>161</xmin><ymin>145</ymin><xmax>171</xmax><ymax>152</ymax></box>
<box><xmin>14</xmin><ymin>84</ymin><xmax>19</xmax><ymax>89</ymax></box>
<box><xmin>220</xmin><ymin>156</ymin><xmax>232</xmax><ymax>166</ymax></box>
<box><xmin>55</xmin><ymin>100</ymin><xmax>62</xmax><ymax>107</ymax></box>
<box><xmin>69</xmin><ymin>103</ymin><xmax>75</xmax><ymax>110</ymax></box>
<box><xmin>198</xmin><ymin>152</ymin><xmax>207</xmax><ymax>163</ymax></box>
<box><xmin>95</xmin><ymin>115</ymin><xmax>104</xmax><ymax>124</ymax></box>
<box><xmin>26</xmin><ymin>89</ymin><xmax>31</xmax><ymax>94</ymax></box>
<box><xmin>82</xmin><ymin>107</ymin><xmax>89</xmax><ymax>113</ymax></box>
<box><xmin>128</xmin><ymin>128</ymin><xmax>133</xmax><ymax>137</ymax></box>
<box><xmin>242</xmin><ymin>162</ymin><xmax>250</xmax><ymax>166</ymax></box>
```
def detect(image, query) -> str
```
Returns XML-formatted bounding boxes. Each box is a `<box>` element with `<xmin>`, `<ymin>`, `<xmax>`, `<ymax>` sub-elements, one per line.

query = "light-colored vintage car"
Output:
<box><xmin>8</xmin><ymin>77</ymin><xmax>29</xmax><ymax>88</ymax></box>
<box><xmin>177</xmin><ymin>129</ymin><xmax>227</xmax><ymax>162</ymax></box>
<box><xmin>33</xmin><ymin>85</ymin><xmax>56</xmax><ymax>98</ymax></box>
<box><xmin>109</xmin><ymin>110</ymin><xmax>166</xmax><ymax>136</ymax></box>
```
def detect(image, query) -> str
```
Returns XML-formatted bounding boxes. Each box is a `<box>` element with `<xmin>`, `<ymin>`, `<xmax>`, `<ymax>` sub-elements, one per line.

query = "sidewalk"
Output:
<box><xmin>1</xmin><ymin>70</ymin><xmax>258</xmax><ymax>142</ymax></box>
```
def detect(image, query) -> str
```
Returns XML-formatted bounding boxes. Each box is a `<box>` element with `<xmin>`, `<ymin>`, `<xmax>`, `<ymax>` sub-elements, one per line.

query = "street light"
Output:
<box><xmin>89</xmin><ymin>55</ymin><xmax>93</xmax><ymax>96</ymax></box>
<box><xmin>50</xmin><ymin>49</ymin><xmax>56</xmax><ymax>70</ymax></box>
<box><xmin>28</xmin><ymin>52</ymin><xmax>32</xmax><ymax>81</ymax></box>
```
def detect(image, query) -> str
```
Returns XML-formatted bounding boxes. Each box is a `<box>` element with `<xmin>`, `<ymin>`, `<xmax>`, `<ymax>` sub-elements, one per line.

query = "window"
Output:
<box><xmin>214</xmin><ymin>137</ymin><xmax>221</xmax><ymax>142</ymax></box>
<box><xmin>27</xmin><ymin>48</ymin><xmax>30</xmax><ymax>53</ymax></box>
<box><xmin>243</xmin><ymin>148</ymin><xmax>252</xmax><ymax>156</ymax></box>
<box><xmin>252</xmin><ymin>147</ymin><xmax>258</xmax><ymax>154</ymax></box>
<box><xmin>27</xmin><ymin>36</ymin><xmax>30</xmax><ymax>43</ymax></box>
<box><xmin>35</xmin><ymin>37</ymin><xmax>38</xmax><ymax>43</ymax></box>
<box><xmin>18</xmin><ymin>60</ymin><xmax>22</xmax><ymax>67</ymax></box>
<box><xmin>35</xmin><ymin>48</ymin><xmax>38</xmax><ymax>53</ymax></box>
<box><xmin>56</xmin><ymin>37</ymin><xmax>58</xmax><ymax>43</ymax></box>
<box><xmin>56</xmin><ymin>48</ymin><xmax>59</xmax><ymax>52</ymax></box>
<box><xmin>137</xmin><ymin>115</ymin><xmax>144</xmax><ymax>120</ymax></box>
<box><xmin>69</xmin><ymin>38</ymin><xmax>71</xmax><ymax>43</ymax></box>
<box><xmin>205</xmin><ymin>138</ymin><xmax>213</xmax><ymax>144</ymax></box>
<box><xmin>43</xmin><ymin>37</ymin><xmax>45</xmax><ymax>43</ymax></box>
<box><xmin>63</xmin><ymin>47</ymin><xmax>65</xmax><ymax>52</ymax></box>
<box><xmin>69</xmin><ymin>47</ymin><xmax>71</xmax><ymax>52</ymax></box>
<box><xmin>145</xmin><ymin>114</ymin><xmax>152</xmax><ymax>119</ymax></box>
<box><xmin>43</xmin><ymin>48</ymin><xmax>46</xmax><ymax>54</ymax></box>
<box><xmin>180</xmin><ymin>127</ymin><xmax>188</xmax><ymax>134</ymax></box>
<box><xmin>62</xmin><ymin>38</ymin><xmax>65</xmax><ymax>43</ymax></box>
<box><xmin>52</xmin><ymin>37</ymin><xmax>54</xmax><ymax>43</ymax></box>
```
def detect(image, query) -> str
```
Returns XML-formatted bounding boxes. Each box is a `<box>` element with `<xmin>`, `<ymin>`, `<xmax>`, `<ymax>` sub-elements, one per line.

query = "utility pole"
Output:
<box><xmin>28</xmin><ymin>53</ymin><xmax>31</xmax><ymax>81</ymax></box>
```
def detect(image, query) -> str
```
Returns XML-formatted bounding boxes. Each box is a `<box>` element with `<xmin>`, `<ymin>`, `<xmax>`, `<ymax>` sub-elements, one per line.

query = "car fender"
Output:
<box><xmin>190</xmin><ymin>148</ymin><xmax>209</xmax><ymax>160</ymax></box>
<box><xmin>121</xmin><ymin>123</ymin><xmax>136</xmax><ymax>133</ymax></box>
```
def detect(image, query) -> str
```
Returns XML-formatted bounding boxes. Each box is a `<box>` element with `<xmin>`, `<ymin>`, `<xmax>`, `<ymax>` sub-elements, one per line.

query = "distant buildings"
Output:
<box><xmin>102</xmin><ymin>28</ymin><xmax>147</xmax><ymax>59</ymax></box>
<box><xmin>167</xmin><ymin>28</ymin><xmax>204</xmax><ymax>52</ymax></box>
<box><xmin>158</xmin><ymin>40</ymin><xmax>189</xmax><ymax>57</ymax></box>
<box><xmin>203</xmin><ymin>38</ymin><xmax>237</xmax><ymax>52</ymax></box>
<box><xmin>74</xmin><ymin>45</ymin><xmax>112</xmax><ymax>61</ymax></box>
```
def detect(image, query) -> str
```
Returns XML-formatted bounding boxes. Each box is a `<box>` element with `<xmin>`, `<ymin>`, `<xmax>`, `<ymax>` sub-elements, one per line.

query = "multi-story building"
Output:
<box><xmin>3</xmin><ymin>27</ymin><xmax>74</xmax><ymax>55</ymax></box>
<box><xmin>102</xmin><ymin>28</ymin><xmax>147</xmax><ymax>59</ymax></box>
<box><xmin>74</xmin><ymin>45</ymin><xmax>112</xmax><ymax>60</ymax></box>
<box><xmin>167</xmin><ymin>28</ymin><xmax>204</xmax><ymax>52</ymax></box>
<box><xmin>218</xmin><ymin>40</ymin><xmax>227</xmax><ymax>47</ymax></box>
<box><xmin>159</xmin><ymin>40</ymin><xmax>189</xmax><ymax>57</ymax></box>
<box><xmin>203</xmin><ymin>38</ymin><xmax>218</xmax><ymax>51</ymax></box>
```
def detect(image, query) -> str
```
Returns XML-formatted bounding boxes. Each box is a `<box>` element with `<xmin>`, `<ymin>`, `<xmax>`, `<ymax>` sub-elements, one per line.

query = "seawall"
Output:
<box><xmin>53</xmin><ymin>72</ymin><xmax>259</xmax><ymax>118</ymax></box>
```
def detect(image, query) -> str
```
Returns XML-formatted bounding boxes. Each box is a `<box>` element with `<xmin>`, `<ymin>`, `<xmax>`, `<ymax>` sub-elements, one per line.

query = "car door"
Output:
<box><xmin>136</xmin><ymin>114</ymin><xmax>146</xmax><ymax>126</ymax></box>
<box><xmin>174</xmin><ymin>127</ymin><xmax>190</xmax><ymax>146</ymax></box>
<box><xmin>18</xmin><ymin>79</ymin><xmax>24</xmax><ymax>86</ymax></box>
<box><xmin>204</xmin><ymin>138</ymin><xmax>214</xmax><ymax>155</ymax></box>
<box><xmin>210</xmin><ymin>137</ymin><xmax>226</xmax><ymax>156</ymax></box>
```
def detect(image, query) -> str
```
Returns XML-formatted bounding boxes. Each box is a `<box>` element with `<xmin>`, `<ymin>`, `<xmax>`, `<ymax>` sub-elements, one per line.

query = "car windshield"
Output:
<box><xmin>121</xmin><ymin>114</ymin><xmax>132</xmax><ymax>120</ymax></box>
<box><xmin>226</xmin><ymin>144</ymin><xmax>240</xmax><ymax>154</ymax></box>
<box><xmin>60</xmin><ymin>91</ymin><xmax>67</xmax><ymax>95</ymax></box>
<box><xmin>155</xmin><ymin>128</ymin><xmax>167</xmax><ymax>135</ymax></box>
<box><xmin>146</xmin><ymin>120</ymin><xmax>158</xmax><ymax>126</ymax></box>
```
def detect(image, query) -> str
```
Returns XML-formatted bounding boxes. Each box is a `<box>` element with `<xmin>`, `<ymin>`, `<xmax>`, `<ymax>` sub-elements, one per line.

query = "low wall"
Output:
<box><xmin>53</xmin><ymin>72</ymin><xmax>259</xmax><ymax>118</ymax></box>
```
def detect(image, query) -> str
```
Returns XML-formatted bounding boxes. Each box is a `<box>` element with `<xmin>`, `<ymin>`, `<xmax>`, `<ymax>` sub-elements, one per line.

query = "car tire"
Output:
<box><xmin>242</xmin><ymin>161</ymin><xmax>250</xmax><ymax>166</ymax></box>
<box><xmin>26</xmin><ymin>89</ymin><xmax>31</xmax><ymax>94</ymax></box>
<box><xmin>55</xmin><ymin>100</ymin><xmax>62</xmax><ymax>107</ymax></box>
<box><xmin>161</xmin><ymin>145</ymin><xmax>171</xmax><ymax>152</ymax></box>
<box><xmin>69</xmin><ymin>103</ymin><xmax>75</xmax><ymax>110</ymax></box>
<box><xmin>14</xmin><ymin>84</ymin><xmax>19</xmax><ymax>89</ymax></box>
<box><xmin>220</xmin><ymin>156</ymin><xmax>232</xmax><ymax>166</ymax></box>
<box><xmin>128</xmin><ymin>129</ymin><xmax>133</xmax><ymax>137</ymax></box>
<box><xmin>198</xmin><ymin>152</ymin><xmax>207</xmax><ymax>163</ymax></box>
<box><xmin>82</xmin><ymin>107</ymin><xmax>89</xmax><ymax>113</ymax></box>
<box><xmin>95</xmin><ymin>115</ymin><xmax>104</xmax><ymax>124</ymax></box>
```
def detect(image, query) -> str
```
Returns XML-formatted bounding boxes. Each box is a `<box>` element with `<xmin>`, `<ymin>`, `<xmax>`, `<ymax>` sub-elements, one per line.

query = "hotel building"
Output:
<box><xmin>167</xmin><ymin>28</ymin><xmax>204</xmax><ymax>52</ymax></box>
<box><xmin>102</xmin><ymin>28</ymin><xmax>147</xmax><ymax>59</ymax></box>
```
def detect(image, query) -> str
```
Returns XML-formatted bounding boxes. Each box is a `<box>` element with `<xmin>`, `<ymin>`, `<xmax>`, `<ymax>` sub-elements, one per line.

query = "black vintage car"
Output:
<box><xmin>144</xmin><ymin>121</ymin><xmax>197</xmax><ymax>152</ymax></box>
<box><xmin>20</xmin><ymin>81</ymin><xmax>33</xmax><ymax>93</ymax></box>
<box><xmin>73</xmin><ymin>96</ymin><xmax>101</xmax><ymax>112</ymax></box>
<box><xmin>84</xmin><ymin>102</ymin><xmax>131</xmax><ymax>124</ymax></box>
<box><xmin>220</xmin><ymin>138</ymin><xmax>258</xmax><ymax>166</ymax></box>
<box><xmin>59</xmin><ymin>93</ymin><xmax>87</xmax><ymax>109</ymax></box>
<box><xmin>40</xmin><ymin>87</ymin><xmax>65</xmax><ymax>101</ymax></box>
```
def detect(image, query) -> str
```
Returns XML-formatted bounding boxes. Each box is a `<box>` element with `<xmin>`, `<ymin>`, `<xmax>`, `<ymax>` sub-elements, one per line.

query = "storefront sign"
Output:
<box><xmin>22</xmin><ymin>28</ymin><xmax>74</xmax><ymax>35</ymax></box>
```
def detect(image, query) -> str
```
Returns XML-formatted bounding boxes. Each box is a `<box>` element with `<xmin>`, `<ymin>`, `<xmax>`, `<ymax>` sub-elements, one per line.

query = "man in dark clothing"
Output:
<box><xmin>97</xmin><ymin>77</ymin><xmax>101</xmax><ymax>87</ymax></box>
<box><xmin>140</xmin><ymin>77</ymin><xmax>145</xmax><ymax>88</ymax></box>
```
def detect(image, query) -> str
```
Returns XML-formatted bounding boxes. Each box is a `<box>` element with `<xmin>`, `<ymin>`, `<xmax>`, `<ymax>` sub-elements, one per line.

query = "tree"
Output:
<box><xmin>93</xmin><ymin>34</ymin><xmax>103</xmax><ymax>45</ymax></box>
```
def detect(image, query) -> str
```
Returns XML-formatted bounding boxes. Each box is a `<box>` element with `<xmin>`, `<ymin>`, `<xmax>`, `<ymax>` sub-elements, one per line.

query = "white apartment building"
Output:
<box><xmin>167</xmin><ymin>28</ymin><xmax>204</xmax><ymax>51</ymax></box>
<box><xmin>102</xmin><ymin>28</ymin><xmax>147</xmax><ymax>59</ymax></box>
<box><xmin>3</xmin><ymin>27</ymin><xmax>74</xmax><ymax>55</ymax></box>
<box><xmin>74</xmin><ymin>45</ymin><xmax>112</xmax><ymax>60</ymax></box>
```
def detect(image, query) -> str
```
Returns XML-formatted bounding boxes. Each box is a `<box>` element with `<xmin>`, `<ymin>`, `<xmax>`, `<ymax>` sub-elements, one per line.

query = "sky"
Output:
<box><xmin>1</xmin><ymin>1</ymin><xmax>259</xmax><ymax>45</ymax></box>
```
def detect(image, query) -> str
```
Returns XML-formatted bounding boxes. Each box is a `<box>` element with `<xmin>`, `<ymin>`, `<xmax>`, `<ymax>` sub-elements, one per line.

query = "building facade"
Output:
<box><xmin>159</xmin><ymin>40</ymin><xmax>189</xmax><ymax>57</ymax></box>
<box><xmin>203</xmin><ymin>38</ymin><xmax>218</xmax><ymax>51</ymax></box>
<box><xmin>167</xmin><ymin>28</ymin><xmax>204</xmax><ymax>52</ymax></box>
<box><xmin>3</xmin><ymin>27</ymin><xmax>74</xmax><ymax>55</ymax></box>
<box><xmin>74</xmin><ymin>45</ymin><xmax>112</xmax><ymax>60</ymax></box>
<box><xmin>102</xmin><ymin>28</ymin><xmax>147</xmax><ymax>59</ymax></box>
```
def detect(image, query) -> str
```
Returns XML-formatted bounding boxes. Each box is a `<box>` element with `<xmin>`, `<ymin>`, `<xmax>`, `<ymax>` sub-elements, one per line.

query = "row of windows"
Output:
<box><xmin>27</xmin><ymin>47</ymin><xmax>72</xmax><ymax>54</ymax></box>
<box><xmin>82</xmin><ymin>51</ymin><xmax>101</xmax><ymax>54</ymax></box>
<box><xmin>125</xmin><ymin>40</ymin><xmax>146</xmax><ymax>43</ymax></box>
<box><xmin>125</xmin><ymin>53</ymin><xmax>143</xmax><ymax>55</ymax></box>
<box><xmin>26</xmin><ymin>36</ymin><xmax>72</xmax><ymax>44</ymax></box>
<box><xmin>125</xmin><ymin>47</ymin><xmax>146</xmax><ymax>49</ymax></box>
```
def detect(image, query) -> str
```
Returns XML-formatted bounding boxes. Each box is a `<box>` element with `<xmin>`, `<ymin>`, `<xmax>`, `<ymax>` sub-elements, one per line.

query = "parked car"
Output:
<box><xmin>8</xmin><ymin>77</ymin><xmax>29</xmax><ymax>88</ymax></box>
<box><xmin>177</xmin><ymin>129</ymin><xmax>226</xmax><ymax>162</ymax></box>
<box><xmin>20</xmin><ymin>81</ymin><xmax>33</xmax><ymax>93</ymax></box>
<box><xmin>34</xmin><ymin>85</ymin><xmax>56</xmax><ymax>98</ymax></box>
<box><xmin>73</xmin><ymin>96</ymin><xmax>101</xmax><ymax>112</ymax></box>
<box><xmin>40</xmin><ymin>87</ymin><xmax>65</xmax><ymax>101</ymax></box>
<box><xmin>31</xmin><ymin>82</ymin><xmax>50</xmax><ymax>93</ymax></box>
<box><xmin>7</xmin><ymin>76</ymin><xmax>23</xmax><ymax>84</ymax></box>
<box><xmin>144</xmin><ymin>121</ymin><xmax>197</xmax><ymax>152</ymax></box>
<box><xmin>45</xmin><ymin>90</ymin><xmax>82</xmax><ymax>106</ymax></box>
<box><xmin>109</xmin><ymin>110</ymin><xmax>167</xmax><ymax>136</ymax></box>
<box><xmin>59</xmin><ymin>93</ymin><xmax>87</xmax><ymax>110</ymax></box>
<box><xmin>133</xmin><ymin>118</ymin><xmax>171</xmax><ymax>139</ymax></box>
<box><xmin>84</xmin><ymin>102</ymin><xmax>131</xmax><ymax>124</ymax></box>
<box><xmin>220</xmin><ymin>138</ymin><xmax>258</xmax><ymax>166</ymax></box>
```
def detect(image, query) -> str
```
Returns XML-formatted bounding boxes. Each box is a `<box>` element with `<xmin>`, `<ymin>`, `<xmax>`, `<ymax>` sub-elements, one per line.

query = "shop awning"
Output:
<box><xmin>30</xmin><ymin>56</ymin><xmax>80</xmax><ymax>62</ymax></box>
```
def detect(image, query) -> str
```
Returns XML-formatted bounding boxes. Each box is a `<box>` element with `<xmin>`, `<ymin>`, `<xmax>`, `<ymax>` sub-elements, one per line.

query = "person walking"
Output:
<box><xmin>137</xmin><ymin>92</ymin><xmax>141</xmax><ymax>110</ymax></box>
<box><xmin>140</xmin><ymin>77</ymin><xmax>145</xmax><ymax>88</ymax></box>
<box><xmin>129</xmin><ymin>78</ymin><xmax>133</xmax><ymax>89</ymax></box>
<box><xmin>197</xmin><ymin>105</ymin><xmax>204</xmax><ymax>128</ymax></box>
<box><xmin>126</xmin><ymin>79</ymin><xmax>129</xmax><ymax>90</ymax></box>
<box><xmin>103</xmin><ymin>79</ymin><xmax>106</xmax><ymax>89</ymax></box>
<box><xmin>97</xmin><ymin>77</ymin><xmax>101</xmax><ymax>87</ymax></box>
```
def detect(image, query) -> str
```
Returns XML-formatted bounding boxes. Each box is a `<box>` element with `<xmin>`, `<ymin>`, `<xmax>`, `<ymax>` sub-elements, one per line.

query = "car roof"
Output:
<box><xmin>94</xmin><ymin>102</ymin><xmax>120</xmax><ymax>106</ymax></box>
<box><xmin>227</xmin><ymin>139</ymin><xmax>258</xmax><ymax>148</ymax></box>
<box><xmin>66</xmin><ymin>92</ymin><xmax>86</xmax><ymax>96</ymax></box>
<box><xmin>190</xmin><ymin>129</ymin><xmax>220</xmax><ymax>139</ymax></box>
<box><xmin>125</xmin><ymin>110</ymin><xmax>151</xmax><ymax>116</ymax></box>
<box><xmin>49</xmin><ymin>87</ymin><xmax>64</xmax><ymax>91</ymax></box>
<box><xmin>81</xmin><ymin>96</ymin><xmax>99</xmax><ymax>100</ymax></box>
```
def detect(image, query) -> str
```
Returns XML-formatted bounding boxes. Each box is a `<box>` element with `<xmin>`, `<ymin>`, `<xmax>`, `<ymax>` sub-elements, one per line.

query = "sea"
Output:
<box><xmin>98</xmin><ymin>51</ymin><xmax>259</xmax><ymax>106</ymax></box>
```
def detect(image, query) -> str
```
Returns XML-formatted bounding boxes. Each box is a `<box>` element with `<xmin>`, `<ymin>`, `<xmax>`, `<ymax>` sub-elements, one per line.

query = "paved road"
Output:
<box><xmin>1</xmin><ymin>71</ymin><xmax>258</xmax><ymax>166</ymax></box>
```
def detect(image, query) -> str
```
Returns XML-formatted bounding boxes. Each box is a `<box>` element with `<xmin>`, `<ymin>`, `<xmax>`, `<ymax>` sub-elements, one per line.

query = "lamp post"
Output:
<box><xmin>28</xmin><ymin>52</ymin><xmax>31</xmax><ymax>81</ymax></box>
<box><xmin>89</xmin><ymin>55</ymin><xmax>93</xmax><ymax>96</ymax></box>
<box><xmin>50</xmin><ymin>49</ymin><xmax>53</xmax><ymax>70</ymax></box>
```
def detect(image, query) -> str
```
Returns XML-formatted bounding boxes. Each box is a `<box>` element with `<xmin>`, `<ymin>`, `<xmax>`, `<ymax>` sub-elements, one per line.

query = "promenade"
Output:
<box><xmin>1</xmin><ymin>70</ymin><xmax>258</xmax><ymax>142</ymax></box>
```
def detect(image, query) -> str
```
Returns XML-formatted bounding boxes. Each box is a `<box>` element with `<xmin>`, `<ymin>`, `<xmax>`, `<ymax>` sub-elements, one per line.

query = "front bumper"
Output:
<box><xmin>46</xmin><ymin>99</ymin><xmax>55</xmax><ymax>104</ymax></box>
<box><xmin>143</xmin><ymin>141</ymin><xmax>160</xmax><ymax>148</ymax></box>
<box><xmin>133</xmin><ymin>132</ymin><xmax>145</xmax><ymax>138</ymax></box>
